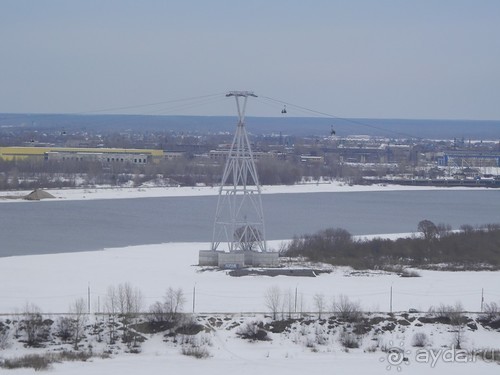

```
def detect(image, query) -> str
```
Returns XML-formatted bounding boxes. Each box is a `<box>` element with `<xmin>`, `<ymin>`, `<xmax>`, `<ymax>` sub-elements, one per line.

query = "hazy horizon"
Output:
<box><xmin>1</xmin><ymin>113</ymin><xmax>499</xmax><ymax>139</ymax></box>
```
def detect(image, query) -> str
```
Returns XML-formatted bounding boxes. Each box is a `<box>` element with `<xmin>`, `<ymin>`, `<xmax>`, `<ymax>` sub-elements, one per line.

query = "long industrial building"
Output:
<box><xmin>0</xmin><ymin>146</ymin><xmax>164</xmax><ymax>164</ymax></box>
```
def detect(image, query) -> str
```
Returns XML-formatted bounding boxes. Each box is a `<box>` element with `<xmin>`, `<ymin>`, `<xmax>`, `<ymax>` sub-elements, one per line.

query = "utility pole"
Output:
<box><xmin>481</xmin><ymin>288</ymin><xmax>484</xmax><ymax>312</ymax></box>
<box><xmin>390</xmin><ymin>286</ymin><xmax>393</xmax><ymax>314</ymax></box>
<box><xmin>192</xmin><ymin>283</ymin><xmax>196</xmax><ymax>314</ymax></box>
<box><xmin>88</xmin><ymin>283</ymin><xmax>91</xmax><ymax>314</ymax></box>
<box><xmin>294</xmin><ymin>286</ymin><xmax>298</xmax><ymax>315</ymax></box>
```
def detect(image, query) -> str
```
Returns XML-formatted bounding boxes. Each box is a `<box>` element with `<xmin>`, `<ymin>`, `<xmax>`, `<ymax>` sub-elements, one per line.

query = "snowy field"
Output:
<box><xmin>1</xmin><ymin>240</ymin><xmax>498</xmax><ymax>315</ymax></box>
<box><xmin>5</xmin><ymin>349</ymin><xmax>500</xmax><ymax>375</ymax></box>
<box><xmin>1</xmin><ymin>240</ymin><xmax>500</xmax><ymax>374</ymax></box>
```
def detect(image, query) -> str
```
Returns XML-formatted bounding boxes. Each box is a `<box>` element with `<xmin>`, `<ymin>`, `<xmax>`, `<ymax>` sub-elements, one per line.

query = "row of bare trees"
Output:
<box><xmin>264</xmin><ymin>285</ymin><xmax>362</xmax><ymax>321</ymax></box>
<box><xmin>0</xmin><ymin>283</ymin><xmax>187</xmax><ymax>351</ymax></box>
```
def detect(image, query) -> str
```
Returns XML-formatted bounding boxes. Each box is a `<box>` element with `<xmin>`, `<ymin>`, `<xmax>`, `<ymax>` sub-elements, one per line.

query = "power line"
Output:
<box><xmin>0</xmin><ymin>92</ymin><xmax>227</xmax><ymax>122</ymax></box>
<box><xmin>75</xmin><ymin>92</ymin><xmax>227</xmax><ymax>115</ymax></box>
<box><xmin>0</xmin><ymin>91</ymin><xmax>427</xmax><ymax>140</ymax></box>
<box><xmin>140</xmin><ymin>95</ymin><xmax>227</xmax><ymax>116</ymax></box>
<box><xmin>259</xmin><ymin>95</ymin><xmax>423</xmax><ymax>140</ymax></box>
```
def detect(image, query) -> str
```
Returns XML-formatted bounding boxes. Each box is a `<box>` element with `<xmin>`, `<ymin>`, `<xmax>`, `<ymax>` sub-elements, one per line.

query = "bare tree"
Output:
<box><xmin>460</xmin><ymin>224</ymin><xmax>475</xmax><ymax>235</ymax></box>
<box><xmin>418</xmin><ymin>220</ymin><xmax>439</xmax><ymax>241</ymax></box>
<box><xmin>147</xmin><ymin>287</ymin><xmax>186</xmax><ymax>327</ymax></box>
<box><xmin>105</xmin><ymin>285</ymin><xmax>119</xmax><ymax>315</ymax></box>
<box><xmin>115</xmin><ymin>283</ymin><xmax>144</xmax><ymax>347</ymax></box>
<box><xmin>70</xmin><ymin>298</ymin><xmax>88</xmax><ymax>350</ymax></box>
<box><xmin>282</xmin><ymin>289</ymin><xmax>294</xmax><ymax>319</ymax></box>
<box><xmin>164</xmin><ymin>287</ymin><xmax>186</xmax><ymax>323</ymax></box>
<box><xmin>122</xmin><ymin>283</ymin><xmax>143</xmax><ymax>315</ymax></box>
<box><xmin>22</xmin><ymin>302</ymin><xmax>44</xmax><ymax>347</ymax></box>
<box><xmin>264</xmin><ymin>285</ymin><xmax>282</xmax><ymax>320</ymax></box>
<box><xmin>313</xmin><ymin>293</ymin><xmax>326</xmax><ymax>319</ymax></box>
<box><xmin>436</xmin><ymin>223</ymin><xmax>452</xmax><ymax>237</ymax></box>
<box><xmin>148</xmin><ymin>301</ymin><xmax>168</xmax><ymax>324</ymax></box>
<box><xmin>449</xmin><ymin>302</ymin><xmax>466</xmax><ymax>349</ymax></box>
<box><xmin>104</xmin><ymin>283</ymin><xmax>143</xmax><ymax>345</ymax></box>
<box><xmin>104</xmin><ymin>285</ymin><xmax>119</xmax><ymax>344</ymax></box>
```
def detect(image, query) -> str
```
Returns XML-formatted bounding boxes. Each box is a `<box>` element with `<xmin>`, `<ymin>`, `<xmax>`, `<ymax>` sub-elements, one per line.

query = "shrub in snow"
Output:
<box><xmin>1</xmin><ymin>354</ymin><xmax>52</xmax><ymax>371</ymax></box>
<box><xmin>338</xmin><ymin>331</ymin><xmax>360</xmax><ymax>349</ymax></box>
<box><xmin>431</xmin><ymin>302</ymin><xmax>466</xmax><ymax>326</ymax></box>
<box><xmin>364</xmin><ymin>344</ymin><xmax>378</xmax><ymax>353</ymax></box>
<box><xmin>400</xmin><ymin>269</ymin><xmax>421</xmax><ymax>278</ymax></box>
<box><xmin>305</xmin><ymin>337</ymin><xmax>316</xmax><ymax>348</ymax></box>
<box><xmin>411</xmin><ymin>332</ymin><xmax>428</xmax><ymax>347</ymax></box>
<box><xmin>0</xmin><ymin>351</ymin><xmax>92</xmax><ymax>371</ymax></box>
<box><xmin>21</xmin><ymin>303</ymin><xmax>51</xmax><ymax>347</ymax></box>
<box><xmin>181</xmin><ymin>345</ymin><xmax>210</xmax><ymax>359</ymax></box>
<box><xmin>483</xmin><ymin>302</ymin><xmax>500</xmax><ymax>321</ymax></box>
<box><xmin>314</xmin><ymin>323</ymin><xmax>329</xmax><ymax>345</ymax></box>
<box><xmin>175</xmin><ymin>316</ymin><xmax>205</xmax><ymax>336</ymax></box>
<box><xmin>0</xmin><ymin>325</ymin><xmax>10</xmax><ymax>349</ymax></box>
<box><xmin>334</xmin><ymin>295</ymin><xmax>363</xmax><ymax>322</ymax></box>
<box><xmin>236</xmin><ymin>321</ymin><xmax>270</xmax><ymax>341</ymax></box>
<box><xmin>56</xmin><ymin>317</ymin><xmax>73</xmax><ymax>342</ymax></box>
<box><xmin>179</xmin><ymin>332</ymin><xmax>212</xmax><ymax>359</ymax></box>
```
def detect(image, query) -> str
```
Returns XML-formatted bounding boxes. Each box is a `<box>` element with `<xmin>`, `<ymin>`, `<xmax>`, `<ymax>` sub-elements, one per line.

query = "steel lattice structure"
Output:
<box><xmin>211</xmin><ymin>91</ymin><xmax>267</xmax><ymax>252</ymax></box>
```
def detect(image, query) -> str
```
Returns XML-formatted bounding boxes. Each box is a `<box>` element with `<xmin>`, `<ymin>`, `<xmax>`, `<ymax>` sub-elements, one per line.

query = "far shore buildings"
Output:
<box><xmin>0</xmin><ymin>146</ymin><xmax>164</xmax><ymax>165</ymax></box>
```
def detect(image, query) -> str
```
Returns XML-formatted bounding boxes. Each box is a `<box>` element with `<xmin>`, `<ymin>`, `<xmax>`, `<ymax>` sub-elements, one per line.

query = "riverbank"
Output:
<box><xmin>0</xmin><ymin>181</ymin><xmax>488</xmax><ymax>203</ymax></box>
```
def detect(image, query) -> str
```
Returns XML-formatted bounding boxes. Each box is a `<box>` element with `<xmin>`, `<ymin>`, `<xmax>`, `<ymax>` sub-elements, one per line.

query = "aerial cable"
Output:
<box><xmin>259</xmin><ymin>95</ymin><xmax>422</xmax><ymax>140</ymax></box>
<box><xmin>73</xmin><ymin>92</ymin><xmax>227</xmax><ymax>115</ymax></box>
<box><xmin>143</xmin><ymin>95</ymin><xmax>227</xmax><ymax>116</ymax></box>
<box><xmin>253</xmin><ymin>97</ymin><xmax>286</xmax><ymax>112</ymax></box>
<box><xmin>0</xmin><ymin>92</ymin><xmax>227</xmax><ymax>121</ymax></box>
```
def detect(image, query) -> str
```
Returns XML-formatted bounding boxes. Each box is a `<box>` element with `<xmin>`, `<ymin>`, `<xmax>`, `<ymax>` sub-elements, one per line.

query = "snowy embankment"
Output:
<box><xmin>1</xmin><ymin>310</ymin><xmax>499</xmax><ymax>375</ymax></box>
<box><xmin>0</xmin><ymin>180</ymin><xmax>487</xmax><ymax>203</ymax></box>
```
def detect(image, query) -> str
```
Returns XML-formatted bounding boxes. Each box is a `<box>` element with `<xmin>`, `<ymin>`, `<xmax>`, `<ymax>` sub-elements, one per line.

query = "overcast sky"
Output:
<box><xmin>1</xmin><ymin>0</ymin><xmax>499</xmax><ymax>119</ymax></box>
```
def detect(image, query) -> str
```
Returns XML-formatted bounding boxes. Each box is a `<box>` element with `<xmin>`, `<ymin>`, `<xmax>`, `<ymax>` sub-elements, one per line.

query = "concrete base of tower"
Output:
<box><xmin>198</xmin><ymin>250</ymin><xmax>220</xmax><ymax>266</ymax></box>
<box><xmin>198</xmin><ymin>250</ymin><xmax>279</xmax><ymax>269</ymax></box>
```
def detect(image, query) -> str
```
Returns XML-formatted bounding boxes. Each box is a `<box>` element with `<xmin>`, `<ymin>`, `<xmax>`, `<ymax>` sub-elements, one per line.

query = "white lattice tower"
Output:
<box><xmin>211</xmin><ymin>91</ymin><xmax>267</xmax><ymax>252</ymax></box>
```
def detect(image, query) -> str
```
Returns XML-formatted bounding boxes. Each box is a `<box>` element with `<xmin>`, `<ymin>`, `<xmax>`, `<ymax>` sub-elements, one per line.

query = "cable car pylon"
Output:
<box><xmin>199</xmin><ymin>91</ymin><xmax>278</xmax><ymax>268</ymax></box>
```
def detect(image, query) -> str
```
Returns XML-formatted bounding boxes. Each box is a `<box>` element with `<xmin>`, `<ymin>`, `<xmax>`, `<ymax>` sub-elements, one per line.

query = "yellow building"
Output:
<box><xmin>0</xmin><ymin>146</ymin><xmax>164</xmax><ymax>164</ymax></box>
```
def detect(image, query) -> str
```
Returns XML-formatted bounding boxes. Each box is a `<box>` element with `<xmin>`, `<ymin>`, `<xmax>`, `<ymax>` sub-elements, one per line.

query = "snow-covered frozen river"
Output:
<box><xmin>1</xmin><ymin>189</ymin><xmax>499</xmax><ymax>256</ymax></box>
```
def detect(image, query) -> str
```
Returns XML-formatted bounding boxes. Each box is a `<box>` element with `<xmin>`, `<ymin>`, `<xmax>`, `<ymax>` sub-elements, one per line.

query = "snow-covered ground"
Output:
<box><xmin>2</xmin><ymin>296</ymin><xmax>500</xmax><ymax>375</ymax></box>
<box><xmin>0</xmin><ymin>181</ymin><xmax>488</xmax><ymax>203</ymax></box>
<box><xmin>5</xmin><ymin>341</ymin><xmax>500</xmax><ymax>375</ymax></box>
<box><xmin>1</xmin><ymin>240</ymin><xmax>500</xmax><ymax>373</ymax></box>
<box><xmin>1</xmin><ymin>241</ymin><xmax>498</xmax><ymax>315</ymax></box>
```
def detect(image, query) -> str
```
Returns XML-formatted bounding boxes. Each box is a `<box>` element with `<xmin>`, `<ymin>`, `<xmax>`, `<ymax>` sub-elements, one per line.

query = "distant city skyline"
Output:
<box><xmin>1</xmin><ymin>0</ymin><xmax>499</xmax><ymax>120</ymax></box>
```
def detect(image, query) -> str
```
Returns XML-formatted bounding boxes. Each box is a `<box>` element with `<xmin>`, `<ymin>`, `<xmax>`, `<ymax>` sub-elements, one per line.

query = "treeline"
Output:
<box><xmin>284</xmin><ymin>221</ymin><xmax>500</xmax><ymax>270</ymax></box>
<box><xmin>0</xmin><ymin>158</ymin><xmax>223</xmax><ymax>190</ymax></box>
<box><xmin>0</xmin><ymin>154</ymin><xmax>368</xmax><ymax>190</ymax></box>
